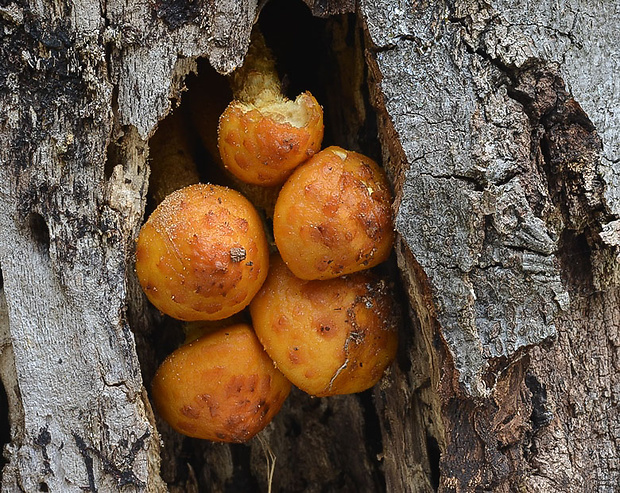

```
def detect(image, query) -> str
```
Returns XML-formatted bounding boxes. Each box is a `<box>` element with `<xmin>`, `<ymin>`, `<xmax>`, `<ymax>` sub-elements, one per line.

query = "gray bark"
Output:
<box><xmin>303</xmin><ymin>0</ymin><xmax>356</xmax><ymax>17</ymax></box>
<box><xmin>0</xmin><ymin>1</ymin><xmax>257</xmax><ymax>491</ymax></box>
<box><xmin>1</xmin><ymin>0</ymin><xmax>618</xmax><ymax>492</ymax></box>
<box><xmin>361</xmin><ymin>0</ymin><xmax>620</xmax><ymax>490</ymax></box>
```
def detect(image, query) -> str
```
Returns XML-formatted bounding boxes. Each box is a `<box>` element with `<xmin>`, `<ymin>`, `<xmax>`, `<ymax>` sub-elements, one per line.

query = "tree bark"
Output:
<box><xmin>1</xmin><ymin>0</ymin><xmax>618</xmax><ymax>492</ymax></box>
<box><xmin>361</xmin><ymin>1</ymin><xmax>620</xmax><ymax>491</ymax></box>
<box><xmin>0</xmin><ymin>1</ymin><xmax>257</xmax><ymax>490</ymax></box>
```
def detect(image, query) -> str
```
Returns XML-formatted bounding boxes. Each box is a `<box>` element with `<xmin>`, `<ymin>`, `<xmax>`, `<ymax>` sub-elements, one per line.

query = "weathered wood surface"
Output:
<box><xmin>0</xmin><ymin>0</ymin><xmax>618</xmax><ymax>491</ymax></box>
<box><xmin>303</xmin><ymin>0</ymin><xmax>355</xmax><ymax>17</ymax></box>
<box><xmin>0</xmin><ymin>1</ymin><xmax>258</xmax><ymax>491</ymax></box>
<box><xmin>360</xmin><ymin>0</ymin><xmax>620</xmax><ymax>490</ymax></box>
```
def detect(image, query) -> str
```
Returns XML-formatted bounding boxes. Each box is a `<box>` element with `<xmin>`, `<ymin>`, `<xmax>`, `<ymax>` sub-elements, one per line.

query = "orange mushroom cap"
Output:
<box><xmin>274</xmin><ymin>146</ymin><xmax>394</xmax><ymax>280</ymax></box>
<box><xmin>218</xmin><ymin>91</ymin><xmax>324</xmax><ymax>186</ymax></box>
<box><xmin>136</xmin><ymin>184</ymin><xmax>270</xmax><ymax>321</ymax></box>
<box><xmin>151</xmin><ymin>323</ymin><xmax>291</xmax><ymax>442</ymax></box>
<box><xmin>250</xmin><ymin>255</ymin><xmax>398</xmax><ymax>397</ymax></box>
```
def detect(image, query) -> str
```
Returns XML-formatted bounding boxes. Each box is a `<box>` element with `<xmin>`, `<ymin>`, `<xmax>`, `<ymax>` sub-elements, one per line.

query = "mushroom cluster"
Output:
<box><xmin>136</xmin><ymin>32</ymin><xmax>399</xmax><ymax>443</ymax></box>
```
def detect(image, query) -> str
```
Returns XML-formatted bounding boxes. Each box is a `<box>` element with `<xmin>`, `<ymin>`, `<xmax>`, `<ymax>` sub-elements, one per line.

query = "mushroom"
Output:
<box><xmin>249</xmin><ymin>255</ymin><xmax>399</xmax><ymax>397</ymax></box>
<box><xmin>136</xmin><ymin>183</ymin><xmax>270</xmax><ymax>321</ymax></box>
<box><xmin>151</xmin><ymin>323</ymin><xmax>292</xmax><ymax>442</ymax></box>
<box><xmin>273</xmin><ymin>146</ymin><xmax>394</xmax><ymax>280</ymax></box>
<box><xmin>217</xmin><ymin>30</ymin><xmax>324</xmax><ymax>187</ymax></box>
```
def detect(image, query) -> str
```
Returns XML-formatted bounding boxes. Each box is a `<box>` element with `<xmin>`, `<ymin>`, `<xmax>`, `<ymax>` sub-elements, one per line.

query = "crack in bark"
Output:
<box><xmin>34</xmin><ymin>427</ymin><xmax>53</xmax><ymax>476</ymax></box>
<box><xmin>73</xmin><ymin>430</ymin><xmax>149</xmax><ymax>490</ymax></box>
<box><xmin>73</xmin><ymin>433</ymin><xmax>97</xmax><ymax>492</ymax></box>
<box><xmin>449</xmin><ymin>4</ymin><xmax>612</xmax><ymax>234</ymax></box>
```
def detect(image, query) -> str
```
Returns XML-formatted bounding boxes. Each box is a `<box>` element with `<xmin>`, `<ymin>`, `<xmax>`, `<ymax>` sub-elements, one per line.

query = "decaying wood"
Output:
<box><xmin>0</xmin><ymin>0</ymin><xmax>618</xmax><ymax>491</ymax></box>
<box><xmin>360</xmin><ymin>0</ymin><xmax>620</xmax><ymax>490</ymax></box>
<box><xmin>302</xmin><ymin>0</ymin><xmax>355</xmax><ymax>17</ymax></box>
<box><xmin>0</xmin><ymin>1</ymin><xmax>258</xmax><ymax>490</ymax></box>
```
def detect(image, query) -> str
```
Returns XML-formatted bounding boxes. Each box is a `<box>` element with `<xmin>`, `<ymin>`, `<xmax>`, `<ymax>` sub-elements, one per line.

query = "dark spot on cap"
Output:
<box><xmin>180</xmin><ymin>405</ymin><xmax>200</xmax><ymax>419</ymax></box>
<box><xmin>230</xmin><ymin>247</ymin><xmax>246</xmax><ymax>263</ymax></box>
<box><xmin>247</xmin><ymin>374</ymin><xmax>258</xmax><ymax>393</ymax></box>
<box><xmin>198</xmin><ymin>393</ymin><xmax>220</xmax><ymax>417</ymax></box>
<box><xmin>225</xmin><ymin>414</ymin><xmax>245</xmax><ymax>430</ymax></box>
<box><xmin>289</xmin><ymin>348</ymin><xmax>301</xmax><ymax>364</ymax></box>
<box><xmin>260</xmin><ymin>403</ymin><xmax>271</xmax><ymax>418</ymax></box>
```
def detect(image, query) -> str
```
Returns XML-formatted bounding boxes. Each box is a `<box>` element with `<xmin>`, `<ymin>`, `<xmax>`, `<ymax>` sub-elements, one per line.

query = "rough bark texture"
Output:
<box><xmin>361</xmin><ymin>0</ymin><xmax>620</xmax><ymax>491</ymax></box>
<box><xmin>1</xmin><ymin>0</ymin><xmax>619</xmax><ymax>491</ymax></box>
<box><xmin>0</xmin><ymin>1</ymin><xmax>258</xmax><ymax>490</ymax></box>
<box><xmin>303</xmin><ymin>0</ymin><xmax>355</xmax><ymax>17</ymax></box>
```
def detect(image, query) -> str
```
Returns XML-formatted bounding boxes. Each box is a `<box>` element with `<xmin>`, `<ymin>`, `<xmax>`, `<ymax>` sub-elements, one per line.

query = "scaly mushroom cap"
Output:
<box><xmin>274</xmin><ymin>146</ymin><xmax>394</xmax><ymax>280</ymax></box>
<box><xmin>136</xmin><ymin>184</ymin><xmax>269</xmax><ymax>321</ymax></box>
<box><xmin>151</xmin><ymin>323</ymin><xmax>291</xmax><ymax>442</ymax></box>
<box><xmin>250</xmin><ymin>255</ymin><xmax>398</xmax><ymax>397</ymax></box>
<box><xmin>218</xmin><ymin>91</ymin><xmax>324</xmax><ymax>186</ymax></box>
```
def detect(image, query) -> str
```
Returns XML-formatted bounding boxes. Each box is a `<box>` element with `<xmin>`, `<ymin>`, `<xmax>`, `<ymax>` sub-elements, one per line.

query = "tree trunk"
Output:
<box><xmin>1</xmin><ymin>0</ymin><xmax>618</xmax><ymax>492</ymax></box>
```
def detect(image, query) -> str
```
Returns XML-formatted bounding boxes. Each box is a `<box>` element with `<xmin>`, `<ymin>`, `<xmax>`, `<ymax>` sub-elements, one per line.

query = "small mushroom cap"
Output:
<box><xmin>218</xmin><ymin>91</ymin><xmax>324</xmax><ymax>186</ymax></box>
<box><xmin>273</xmin><ymin>146</ymin><xmax>394</xmax><ymax>280</ymax></box>
<box><xmin>136</xmin><ymin>184</ymin><xmax>269</xmax><ymax>321</ymax></box>
<box><xmin>250</xmin><ymin>255</ymin><xmax>398</xmax><ymax>397</ymax></box>
<box><xmin>151</xmin><ymin>323</ymin><xmax>291</xmax><ymax>442</ymax></box>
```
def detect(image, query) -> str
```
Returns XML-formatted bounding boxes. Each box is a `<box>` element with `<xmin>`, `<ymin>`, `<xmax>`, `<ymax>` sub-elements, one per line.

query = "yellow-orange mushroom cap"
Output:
<box><xmin>274</xmin><ymin>146</ymin><xmax>394</xmax><ymax>280</ymax></box>
<box><xmin>250</xmin><ymin>255</ymin><xmax>398</xmax><ymax>397</ymax></box>
<box><xmin>151</xmin><ymin>323</ymin><xmax>291</xmax><ymax>442</ymax></box>
<box><xmin>136</xmin><ymin>184</ymin><xmax>269</xmax><ymax>321</ymax></box>
<box><xmin>218</xmin><ymin>91</ymin><xmax>324</xmax><ymax>186</ymax></box>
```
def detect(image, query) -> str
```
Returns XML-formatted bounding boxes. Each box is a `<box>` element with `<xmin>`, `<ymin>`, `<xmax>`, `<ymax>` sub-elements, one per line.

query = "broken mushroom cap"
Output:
<box><xmin>151</xmin><ymin>323</ymin><xmax>292</xmax><ymax>442</ymax></box>
<box><xmin>249</xmin><ymin>255</ymin><xmax>399</xmax><ymax>397</ymax></box>
<box><xmin>218</xmin><ymin>91</ymin><xmax>324</xmax><ymax>186</ymax></box>
<box><xmin>217</xmin><ymin>29</ymin><xmax>324</xmax><ymax>187</ymax></box>
<box><xmin>273</xmin><ymin>146</ymin><xmax>394</xmax><ymax>280</ymax></box>
<box><xmin>135</xmin><ymin>184</ymin><xmax>269</xmax><ymax>321</ymax></box>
